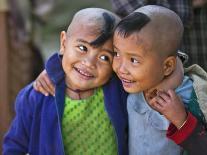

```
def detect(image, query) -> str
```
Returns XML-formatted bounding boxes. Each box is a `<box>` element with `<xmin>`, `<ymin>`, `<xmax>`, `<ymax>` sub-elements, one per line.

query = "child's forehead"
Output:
<box><xmin>114</xmin><ymin>29</ymin><xmax>153</xmax><ymax>49</ymax></box>
<box><xmin>68</xmin><ymin>12</ymin><xmax>116</xmax><ymax>47</ymax></box>
<box><xmin>70</xmin><ymin>22</ymin><xmax>102</xmax><ymax>36</ymax></box>
<box><xmin>68</xmin><ymin>26</ymin><xmax>113</xmax><ymax>48</ymax></box>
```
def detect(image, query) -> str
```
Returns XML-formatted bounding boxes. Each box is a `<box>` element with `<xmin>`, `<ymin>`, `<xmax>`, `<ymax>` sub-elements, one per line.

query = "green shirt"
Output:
<box><xmin>62</xmin><ymin>87</ymin><xmax>117</xmax><ymax>155</ymax></box>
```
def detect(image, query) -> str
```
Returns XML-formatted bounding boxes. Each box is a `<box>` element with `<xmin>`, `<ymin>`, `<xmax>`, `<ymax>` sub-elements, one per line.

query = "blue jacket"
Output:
<box><xmin>3</xmin><ymin>53</ymin><xmax>128</xmax><ymax>155</ymax></box>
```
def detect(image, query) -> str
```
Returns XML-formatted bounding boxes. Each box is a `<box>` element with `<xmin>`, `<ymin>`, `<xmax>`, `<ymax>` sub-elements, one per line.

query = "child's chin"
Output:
<box><xmin>123</xmin><ymin>87</ymin><xmax>140</xmax><ymax>93</ymax></box>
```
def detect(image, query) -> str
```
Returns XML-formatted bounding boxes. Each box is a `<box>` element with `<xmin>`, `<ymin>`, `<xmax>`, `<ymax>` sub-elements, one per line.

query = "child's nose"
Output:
<box><xmin>118</xmin><ymin>62</ymin><xmax>129</xmax><ymax>75</ymax></box>
<box><xmin>82</xmin><ymin>56</ymin><xmax>96</xmax><ymax>69</ymax></box>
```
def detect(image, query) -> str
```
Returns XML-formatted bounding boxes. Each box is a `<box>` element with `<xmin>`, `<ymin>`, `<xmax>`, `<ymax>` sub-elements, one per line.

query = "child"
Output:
<box><xmin>34</xmin><ymin>5</ymin><xmax>207</xmax><ymax>155</ymax></box>
<box><xmin>112</xmin><ymin>5</ymin><xmax>207</xmax><ymax>155</ymax></box>
<box><xmin>3</xmin><ymin>8</ymin><xmax>129</xmax><ymax>155</ymax></box>
<box><xmin>31</xmin><ymin>5</ymin><xmax>206</xmax><ymax>152</ymax></box>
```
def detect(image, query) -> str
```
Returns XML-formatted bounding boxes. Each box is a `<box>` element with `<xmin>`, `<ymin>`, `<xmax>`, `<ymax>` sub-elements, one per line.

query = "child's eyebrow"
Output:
<box><xmin>102</xmin><ymin>48</ymin><xmax>114</xmax><ymax>55</ymax></box>
<box><xmin>113</xmin><ymin>45</ymin><xmax>119</xmax><ymax>51</ymax></box>
<box><xmin>113</xmin><ymin>45</ymin><xmax>143</xmax><ymax>58</ymax></box>
<box><xmin>76</xmin><ymin>39</ymin><xmax>90</xmax><ymax>45</ymax></box>
<box><xmin>76</xmin><ymin>39</ymin><xmax>113</xmax><ymax>55</ymax></box>
<box><xmin>76</xmin><ymin>39</ymin><xmax>102</xmax><ymax>47</ymax></box>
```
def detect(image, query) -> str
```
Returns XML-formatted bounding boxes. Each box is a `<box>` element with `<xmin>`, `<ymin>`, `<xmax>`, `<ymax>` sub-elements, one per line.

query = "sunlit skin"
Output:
<box><xmin>112</xmin><ymin>31</ymin><xmax>168</xmax><ymax>94</ymax></box>
<box><xmin>33</xmin><ymin>8</ymin><xmax>120</xmax><ymax>99</ymax></box>
<box><xmin>112</xmin><ymin>30</ymin><xmax>187</xmax><ymax>129</ymax></box>
<box><xmin>60</xmin><ymin>28</ymin><xmax>114</xmax><ymax>92</ymax></box>
<box><xmin>33</xmin><ymin>6</ymin><xmax>188</xmax><ymax>128</ymax></box>
<box><xmin>112</xmin><ymin>5</ymin><xmax>188</xmax><ymax>129</ymax></box>
<box><xmin>112</xmin><ymin>5</ymin><xmax>183</xmax><ymax>95</ymax></box>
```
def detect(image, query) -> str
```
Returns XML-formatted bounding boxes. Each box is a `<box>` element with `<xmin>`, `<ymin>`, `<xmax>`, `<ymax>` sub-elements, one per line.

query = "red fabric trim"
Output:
<box><xmin>167</xmin><ymin>112</ymin><xmax>197</xmax><ymax>144</ymax></box>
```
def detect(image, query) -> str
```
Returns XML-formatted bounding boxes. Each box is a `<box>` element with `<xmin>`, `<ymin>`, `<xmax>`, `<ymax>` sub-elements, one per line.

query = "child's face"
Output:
<box><xmin>60</xmin><ymin>29</ymin><xmax>114</xmax><ymax>90</ymax></box>
<box><xmin>112</xmin><ymin>32</ymin><xmax>166</xmax><ymax>93</ymax></box>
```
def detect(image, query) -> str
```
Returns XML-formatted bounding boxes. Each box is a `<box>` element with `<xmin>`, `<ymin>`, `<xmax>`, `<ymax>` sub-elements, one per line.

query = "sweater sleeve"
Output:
<box><xmin>167</xmin><ymin>112</ymin><xmax>207</xmax><ymax>155</ymax></box>
<box><xmin>3</xmin><ymin>84</ymin><xmax>35</xmax><ymax>155</ymax></box>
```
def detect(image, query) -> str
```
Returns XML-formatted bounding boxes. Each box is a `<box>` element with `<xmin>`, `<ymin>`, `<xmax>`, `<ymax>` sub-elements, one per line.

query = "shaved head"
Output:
<box><xmin>67</xmin><ymin>8</ymin><xmax>120</xmax><ymax>46</ymax></box>
<box><xmin>116</xmin><ymin>5</ymin><xmax>184</xmax><ymax>57</ymax></box>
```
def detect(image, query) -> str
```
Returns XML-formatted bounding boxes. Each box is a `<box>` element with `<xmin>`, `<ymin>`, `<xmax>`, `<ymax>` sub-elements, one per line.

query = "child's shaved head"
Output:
<box><xmin>67</xmin><ymin>8</ymin><xmax>120</xmax><ymax>47</ymax></box>
<box><xmin>113</xmin><ymin>5</ymin><xmax>184</xmax><ymax>93</ymax></box>
<box><xmin>59</xmin><ymin>8</ymin><xmax>121</xmax><ymax>93</ymax></box>
<box><xmin>116</xmin><ymin>5</ymin><xmax>184</xmax><ymax>57</ymax></box>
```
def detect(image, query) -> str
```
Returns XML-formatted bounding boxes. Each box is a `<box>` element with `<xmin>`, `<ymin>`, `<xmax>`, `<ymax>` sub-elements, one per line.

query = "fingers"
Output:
<box><xmin>33</xmin><ymin>70</ymin><xmax>55</xmax><ymax>96</ymax></box>
<box><xmin>148</xmin><ymin>90</ymin><xmax>172</xmax><ymax>112</ymax></box>
<box><xmin>148</xmin><ymin>96</ymin><xmax>164</xmax><ymax>112</ymax></box>
<box><xmin>146</xmin><ymin>89</ymin><xmax>178</xmax><ymax>114</ymax></box>
<box><xmin>167</xmin><ymin>89</ymin><xmax>177</xmax><ymax>99</ymax></box>
<box><xmin>42</xmin><ymin>70</ymin><xmax>55</xmax><ymax>95</ymax></box>
<box><xmin>40</xmin><ymin>75</ymin><xmax>55</xmax><ymax>96</ymax></box>
<box><xmin>38</xmin><ymin>79</ymin><xmax>52</xmax><ymax>96</ymax></box>
<box><xmin>33</xmin><ymin>80</ymin><xmax>49</xmax><ymax>96</ymax></box>
<box><xmin>157</xmin><ymin>91</ymin><xmax>171</xmax><ymax>102</ymax></box>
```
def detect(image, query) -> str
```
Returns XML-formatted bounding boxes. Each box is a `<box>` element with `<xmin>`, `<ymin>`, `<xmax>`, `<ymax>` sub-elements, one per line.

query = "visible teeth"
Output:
<box><xmin>77</xmin><ymin>68</ymin><xmax>92</xmax><ymax>77</ymax></box>
<box><xmin>122</xmin><ymin>79</ymin><xmax>133</xmax><ymax>83</ymax></box>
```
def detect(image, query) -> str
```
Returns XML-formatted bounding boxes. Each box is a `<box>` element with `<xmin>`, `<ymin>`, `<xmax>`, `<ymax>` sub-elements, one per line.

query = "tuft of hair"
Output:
<box><xmin>90</xmin><ymin>12</ymin><xmax>116</xmax><ymax>47</ymax></box>
<box><xmin>116</xmin><ymin>12</ymin><xmax>150</xmax><ymax>38</ymax></box>
<box><xmin>133</xmin><ymin>5</ymin><xmax>184</xmax><ymax>56</ymax></box>
<box><xmin>67</xmin><ymin>8</ymin><xmax>120</xmax><ymax>47</ymax></box>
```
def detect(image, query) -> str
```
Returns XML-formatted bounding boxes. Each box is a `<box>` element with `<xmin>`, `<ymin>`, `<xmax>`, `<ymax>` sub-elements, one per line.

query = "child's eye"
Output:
<box><xmin>100</xmin><ymin>55</ymin><xmax>110</xmax><ymax>62</ymax></box>
<box><xmin>113</xmin><ymin>52</ymin><xmax>120</xmax><ymax>57</ymax></box>
<box><xmin>131</xmin><ymin>58</ymin><xmax>139</xmax><ymax>64</ymax></box>
<box><xmin>78</xmin><ymin>45</ymin><xmax>87</xmax><ymax>52</ymax></box>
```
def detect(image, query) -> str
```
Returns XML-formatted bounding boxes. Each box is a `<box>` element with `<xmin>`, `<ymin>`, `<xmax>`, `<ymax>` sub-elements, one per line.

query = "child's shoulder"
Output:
<box><xmin>184</xmin><ymin>64</ymin><xmax>207</xmax><ymax>97</ymax></box>
<box><xmin>184</xmin><ymin>64</ymin><xmax>207</xmax><ymax>124</ymax></box>
<box><xmin>184</xmin><ymin>64</ymin><xmax>207</xmax><ymax>82</ymax></box>
<box><xmin>15</xmin><ymin>82</ymin><xmax>54</xmax><ymax>111</ymax></box>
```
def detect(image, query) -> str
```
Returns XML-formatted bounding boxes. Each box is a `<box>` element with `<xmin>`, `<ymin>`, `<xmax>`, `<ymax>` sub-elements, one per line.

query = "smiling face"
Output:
<box><xmin>112</xmin><ymin>32</ymin><xmax>166</xmax><ymax>93</ymax></box>
<box><xmin>60</xmin><ymin>27</ymin><xmax>114</xmax><ymax>91</ymax></box>
<box><xmin>112</xmin><ymin>6</ymin><xmax>183</xmax><ymax>94</ymax></box>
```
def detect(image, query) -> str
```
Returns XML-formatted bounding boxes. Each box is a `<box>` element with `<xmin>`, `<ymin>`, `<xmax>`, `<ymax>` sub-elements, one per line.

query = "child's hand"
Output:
<box><xmin>33</xmin><ymin>70</ymin><xmax>55</xmax><ymax>96</ymax></box>
<box><xmin>147</xmin><ymin>89</ymin><xmax>187</xmax><ymax>129</ymax></box>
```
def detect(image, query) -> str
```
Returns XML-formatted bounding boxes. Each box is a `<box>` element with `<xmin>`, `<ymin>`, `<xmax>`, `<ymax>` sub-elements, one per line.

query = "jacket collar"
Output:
<box><xmin>45</xmin><ymin>53</ymin><xmax>65</xmax><ymax>85</ymax></box>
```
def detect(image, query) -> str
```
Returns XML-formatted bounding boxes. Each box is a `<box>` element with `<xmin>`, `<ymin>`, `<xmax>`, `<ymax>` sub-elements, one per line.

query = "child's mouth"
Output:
<box><xmin>120</xmin><ymin>77</ymin><xmax>135</xmax><ymax>88</ymax></box>
<box><xmin>74</xmin><ymin>67</ymin><xmax>94</xmax><ymax>80</ymax></box>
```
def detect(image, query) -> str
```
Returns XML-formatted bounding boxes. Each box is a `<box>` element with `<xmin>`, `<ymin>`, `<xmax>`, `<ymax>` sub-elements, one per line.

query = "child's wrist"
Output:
<box><xmin>177</xmin><ymin>112</ymin><xmax>188</xmax><ymax>130</ymax></box>
<box><xmin>177</xmin><ymin>117</ymin><xmax>188</xmax><ymax>130</ymax></box>
<box><xmin>171</xmin><ymin>110</ymin><xmax>188</xmax><ymax>129</ymax></box>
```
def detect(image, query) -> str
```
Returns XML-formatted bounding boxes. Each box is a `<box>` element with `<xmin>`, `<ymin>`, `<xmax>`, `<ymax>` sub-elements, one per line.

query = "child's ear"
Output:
<box><xmin>163</xmin><ymin>56</ymin><xmax>176</xmax><ymax>76</ymax></box>
<box><xmin>60</xmin><ymin>31</ymin><xmax>67</xmax><ymax>55</ymax></box>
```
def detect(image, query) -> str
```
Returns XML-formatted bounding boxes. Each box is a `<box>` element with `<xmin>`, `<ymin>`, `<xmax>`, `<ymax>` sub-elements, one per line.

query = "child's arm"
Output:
<box><xmin>146</xmin><ymin>57</ymin><xmax>207</xmax><ymax>153</ymax></box>
<box><xmin>148</xmin><ymin>89</ymin><xmax>207</xmax><ymax>154</ymax></box>
<box><xmin>145</xmin><ymin>57</ymin><xmax>185</xmax><ymax>124</ymax></box>
<box><xmin>33</xmin><ymin>70</ymin><xmax>55</xmax><ymax>96</ymax></box>
<box><xmin>35</xmin><ymin>56</ymin><xmax>183</xmax><ymax>97</ymax></box>
<box><xmin>3</xmin><ymin>87</ymin><xmax>33</xmax><ymax>154</ymax></box>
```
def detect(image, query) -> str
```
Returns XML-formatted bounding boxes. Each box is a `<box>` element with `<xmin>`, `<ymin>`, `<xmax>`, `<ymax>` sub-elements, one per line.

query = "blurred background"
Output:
<box><xmin>0</xmin><ymin>0</ymin><xmax>111</xmax><ymax>152</ymax></box>
<box><xmin>1</xmin><ymin>0</ymin><xmax>207</xmax><ymax>153</ymax></box>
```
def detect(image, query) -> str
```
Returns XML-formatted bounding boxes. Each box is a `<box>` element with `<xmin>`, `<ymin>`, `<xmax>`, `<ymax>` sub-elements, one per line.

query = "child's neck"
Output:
<box><xmin>66</xmin><ymin>86</ymin><xmax>95</xmax><ymax>100</ymax></box>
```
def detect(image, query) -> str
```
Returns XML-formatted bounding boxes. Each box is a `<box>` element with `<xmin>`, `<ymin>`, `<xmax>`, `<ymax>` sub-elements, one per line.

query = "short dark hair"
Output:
<box><xmin>116</xmin><ymin>12</ymin><xmax>150</xmax><ymax>38</ymax></box>
<box><xmin>90</xmin><ymin>12</ymin><xmax>115</xmax><ymax>47</ymax></box>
